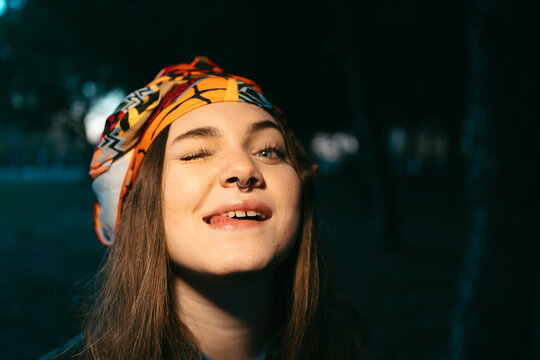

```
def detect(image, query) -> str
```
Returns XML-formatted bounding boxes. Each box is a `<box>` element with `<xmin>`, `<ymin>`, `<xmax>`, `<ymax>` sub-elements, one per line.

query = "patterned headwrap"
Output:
<box><xmin>90</xmin><ymin>56</ymin><xmax>284</xmax><ymax>245</ymax></box>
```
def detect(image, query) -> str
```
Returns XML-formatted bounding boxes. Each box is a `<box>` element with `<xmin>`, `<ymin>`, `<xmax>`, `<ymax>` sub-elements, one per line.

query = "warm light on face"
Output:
<box><xmin>162</xmin><ymin>102</ymin><xmax>302</xmax><ymax>277</ymax></box>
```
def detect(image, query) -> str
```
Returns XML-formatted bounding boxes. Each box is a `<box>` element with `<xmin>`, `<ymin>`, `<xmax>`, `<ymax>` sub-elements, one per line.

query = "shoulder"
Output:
<box><xmin>38</xmin><ymin>334</ymin><xmax>85</xmax><ymax>360</ymax></box>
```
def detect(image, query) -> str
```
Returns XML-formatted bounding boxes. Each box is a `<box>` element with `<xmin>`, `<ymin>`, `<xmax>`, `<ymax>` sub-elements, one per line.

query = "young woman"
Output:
<box><xmin>43</xmin><ymin>57</ymin><xmax>366</xmax><ymax>359</ymax></box>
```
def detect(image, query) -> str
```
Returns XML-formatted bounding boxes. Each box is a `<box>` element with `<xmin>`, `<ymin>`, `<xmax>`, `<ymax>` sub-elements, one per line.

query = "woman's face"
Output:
<box><xmin>162</xmin><ymin>102</ymin><xmax>301</xmax><ymax>277</ymax></box>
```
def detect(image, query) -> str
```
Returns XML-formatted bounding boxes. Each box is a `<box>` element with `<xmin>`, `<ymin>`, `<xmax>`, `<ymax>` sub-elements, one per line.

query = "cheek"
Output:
<box><xmin>162</xmin><ymin>167</ymin><xmax>207</xmax><ymax>248</ymax></box>
<box><xmin>162</xmin><ymin>177</ymin><xmax>210</xmax><ymax>272</ymax></box>
<box><xmin>272</xmin><ymin>167</ymin><xmax>303</xmax><ymax>252</ymax></box>
<box><xmin>163</xmin><ymin>166</ymin><xmax>209</xmax><ymax>215</ymax></box>
<box><xmin>164</xmin><ymin>170</ymin><xmax>195</xmax><ymax>199</ymax></box>
<box><xmin>161</xmin><ymin>161</ymin><xmax>303</xmax><ymax>275</ymax></box>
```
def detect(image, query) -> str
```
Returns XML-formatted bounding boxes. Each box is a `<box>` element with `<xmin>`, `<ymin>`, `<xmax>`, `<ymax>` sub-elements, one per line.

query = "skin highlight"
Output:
<box><xmin>162</xmin><ymin>102</ymin><xmax>302</xmax><ymax>359</ymax></box>
<box><xmin>162</xmin><ymin>102</ymin><xmax>301</xmax><ymax>277</ymax></box>
<box><xmin>82</xmin><ymin>99</ymin><xmax>367</xmax><ymax>360</ymax></box>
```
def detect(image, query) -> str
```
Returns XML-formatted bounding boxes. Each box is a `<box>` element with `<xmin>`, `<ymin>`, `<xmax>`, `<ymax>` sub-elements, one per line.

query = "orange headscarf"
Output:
<box><xmin>90</xmin><ymin>57</ymin><xmax>284</xmax><ymax>245</ymax></box>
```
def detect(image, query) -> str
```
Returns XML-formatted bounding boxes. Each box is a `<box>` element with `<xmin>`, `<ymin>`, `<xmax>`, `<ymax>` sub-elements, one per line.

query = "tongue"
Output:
<box><xmin>209</xmin><ymin>215</ymin><xmax>237</xmax><ymax>224</ymax></box>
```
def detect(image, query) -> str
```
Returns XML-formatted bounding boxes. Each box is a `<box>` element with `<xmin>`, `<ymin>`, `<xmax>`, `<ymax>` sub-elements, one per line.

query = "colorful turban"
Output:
<box><xmin>90</xmin><ymin>56</ymin><xmax>284</xmax><ymax>245</ymax></box>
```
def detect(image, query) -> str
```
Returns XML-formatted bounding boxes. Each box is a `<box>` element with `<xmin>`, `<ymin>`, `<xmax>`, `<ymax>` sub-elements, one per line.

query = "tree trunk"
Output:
<box><xmin>450</xmin><ymin>0</ymin><xmax>539</xmax><ymax>359</ymax></box>
<box><xmin>331</xmin><ymin>0</ymin><xmax>396</xmax><ymax>249</ymax></box>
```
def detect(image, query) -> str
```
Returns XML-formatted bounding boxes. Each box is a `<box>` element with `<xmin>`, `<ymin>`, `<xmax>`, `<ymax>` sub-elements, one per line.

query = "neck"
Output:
<box><xmin>172</xmin><ymin>268</ymin><xmax>275</xmax><ymax>360</ymax></box>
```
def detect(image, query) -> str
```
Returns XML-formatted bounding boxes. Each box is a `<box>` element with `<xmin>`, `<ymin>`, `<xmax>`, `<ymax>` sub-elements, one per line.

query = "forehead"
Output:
<box><xmin>167</xmin><ymin>102</ymin><xmax>278</xmax><ymax>136</ymax></box>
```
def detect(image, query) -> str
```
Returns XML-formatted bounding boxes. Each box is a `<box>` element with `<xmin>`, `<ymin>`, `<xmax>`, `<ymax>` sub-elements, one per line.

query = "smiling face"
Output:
<box><xmin>162</xmin><ymin>102</ymin><xmax>302</xmax><ymax>278</ymax></box>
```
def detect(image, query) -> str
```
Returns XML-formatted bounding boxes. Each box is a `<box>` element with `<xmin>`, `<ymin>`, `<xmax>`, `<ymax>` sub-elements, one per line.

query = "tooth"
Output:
<box><xmin>236</xmin><ymin>210</ymin><xmax>246</xmax><ymax>217</ymax></box>
<box><xmin>220</xmin><ymin>213</ymin><xmax>227</xmax><ymax>216</ymax></box>
<box><xmin>247</xmin><ymin>210</ymin><xmax>257</xmax><ymax>217</ymax></box>
<box><xmin>227</xmin><ymin>211</ymin><xmax>235</xmax><ymax>218</ymax></box>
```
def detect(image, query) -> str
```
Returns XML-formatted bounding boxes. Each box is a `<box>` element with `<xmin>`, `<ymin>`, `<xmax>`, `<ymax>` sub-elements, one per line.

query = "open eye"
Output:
<box><xmin>255</xmin><ymin>146</ymin><xmax>285</xmax><ymax>160</ymax></box>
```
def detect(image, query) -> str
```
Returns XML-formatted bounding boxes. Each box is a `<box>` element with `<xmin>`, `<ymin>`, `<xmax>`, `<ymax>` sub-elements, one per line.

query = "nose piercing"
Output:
<box><xmin>236</xmin><ymin>178</ymin><xmax>252</xmax><ymax>190</ymax></box>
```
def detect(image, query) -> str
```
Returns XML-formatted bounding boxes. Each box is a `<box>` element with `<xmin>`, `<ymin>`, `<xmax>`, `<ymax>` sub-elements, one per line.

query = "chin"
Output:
<box><xmin>212</xmin><ymin>252</ymin><xmax>275</xmax><ymax>276</ymax></box>
<box><xmin>168</xmin><ymin>235</ymin><xmax>298</xmax><ymax>281</ymax></box>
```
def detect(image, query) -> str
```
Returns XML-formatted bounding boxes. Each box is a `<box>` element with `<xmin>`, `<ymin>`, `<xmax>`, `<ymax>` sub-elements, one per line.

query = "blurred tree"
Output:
<box><xmin>330</xmin><ymin>0</ymin><xmax>389</xmax><ymax>248</ymax></box>
<box><xmin>450</xmin><ymin>0</ymin><xmax>539</xmax><ymax>358</ymax></box>
<box><xmin>334</xmin><ymin>0</ymin><xmax>467</xmax><ymax>249</ymax></box>
<box><xmin>0</xmin><ymin>0</ymin><xmax>350</xmax><ymax>138</ymax></box>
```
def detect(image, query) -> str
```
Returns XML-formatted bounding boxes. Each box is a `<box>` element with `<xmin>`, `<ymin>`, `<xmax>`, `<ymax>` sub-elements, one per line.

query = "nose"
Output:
<box><xmin>219</xmin><ymin>152</ymin><xmax>264</xmax><ymax>191</ymax></box>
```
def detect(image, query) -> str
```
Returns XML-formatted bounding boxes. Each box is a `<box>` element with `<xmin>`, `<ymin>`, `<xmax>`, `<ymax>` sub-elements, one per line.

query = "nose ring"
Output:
<box><xmin>236</xmin><ymin>178</ymin><xmax>252</xmax><ymax>190</ymax></box>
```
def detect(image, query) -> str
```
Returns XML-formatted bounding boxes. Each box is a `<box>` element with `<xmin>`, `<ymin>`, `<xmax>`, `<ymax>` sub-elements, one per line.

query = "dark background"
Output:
<box><xmin>0</xmin><ymin>0</ymin><xmax>539</xmax><ymax>359</ymax></box>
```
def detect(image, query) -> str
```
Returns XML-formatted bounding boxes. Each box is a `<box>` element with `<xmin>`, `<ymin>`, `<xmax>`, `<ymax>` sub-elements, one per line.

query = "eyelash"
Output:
<box><xmin>254</xmin><ymin>145</ymin><xmax>286</xmax><ymax>159</ymax></box>
<box><xmin>180</xmin><ymin>145</ymin><xmax>286</xmax><ymax>161</ymax></box>
<box><xmin>180</xmin><ymin>149</ymin><xmax>213</xmax><ymax>161</ymax></box>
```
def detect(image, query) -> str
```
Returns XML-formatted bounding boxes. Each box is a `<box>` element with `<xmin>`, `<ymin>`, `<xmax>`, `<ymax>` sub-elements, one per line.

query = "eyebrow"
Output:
<box><xmin>171</xmin><ymin>126</ymin><xmax>222</xmax><ymax>144</ymax></box>
<box><xmin>248</xmin><ymin>120</ymin><xmax>283</xmax><ymax>136</ymax></box>
<box><xmin>170</xmin><ymin>119</ymin><xmax>283</xmax><ymax>145</ymax></box>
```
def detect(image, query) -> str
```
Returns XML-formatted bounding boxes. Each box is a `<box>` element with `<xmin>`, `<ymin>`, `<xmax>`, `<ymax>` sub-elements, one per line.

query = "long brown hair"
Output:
<box><xmin>82</xmin><ymin>120</ymin><xmax>366</xmax><ymax>359</ymax></box>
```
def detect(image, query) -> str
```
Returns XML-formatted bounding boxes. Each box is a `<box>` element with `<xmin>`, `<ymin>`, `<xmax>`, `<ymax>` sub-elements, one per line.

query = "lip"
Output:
<box><xmin>202</xmin><ymin>199</ymin><xmax>273</xmax><ymax>230</ymax></box>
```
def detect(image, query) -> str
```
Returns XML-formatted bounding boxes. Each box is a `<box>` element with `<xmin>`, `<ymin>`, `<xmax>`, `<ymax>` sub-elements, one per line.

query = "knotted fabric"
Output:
<box><xmin>89</xmin><ymin>57</ymin><xmax>283</xmax><ymax>245</ymax></box>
